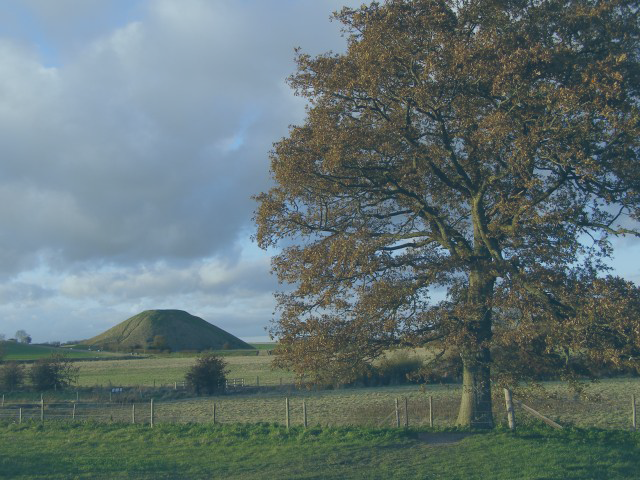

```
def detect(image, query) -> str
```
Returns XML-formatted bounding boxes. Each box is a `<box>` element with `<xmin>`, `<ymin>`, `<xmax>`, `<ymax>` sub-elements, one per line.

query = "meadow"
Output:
<box><xmin>3</xmin><ymin>351</ymin><xmax>638</xmax><ymax>430</ymax></box>
<box><xmin>0</xmin><ymin>422</ymin><xmax>639</xmax><ymax>479</ymax></box>
<box><xmin>3</xmin><ymin>345</ymin><xmax>640</xmax><ymax>479</ymax></box>
<box><xmin>68</xmin><ymin>378</ymin><xmax>638</xmax><ymax>430</ymax></box>
<box><xmin>72</xmin><ymin>354</ymin><xmax>292</xmax><ymax>387</ymax></box>
<box><xmin>0</xmin><ymin>342</ymin><xmax>119</xmax><ymax>361</ymax></box>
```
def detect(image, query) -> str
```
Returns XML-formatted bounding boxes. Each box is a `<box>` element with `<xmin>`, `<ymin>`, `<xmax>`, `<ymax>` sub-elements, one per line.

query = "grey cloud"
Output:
<box><xmin>0</xmin><ymin>0</ymin><xmax>357</xmax><ymax>276</ymax></box>
<box><xmin>58</xmin><ymin>253</ymin><xmax>276</xmax><ymax>303</ymax></box>
<box><xmin>0</xmin><ymin>0</ymin><xmax>367</xmax><ymax>342</ymax></box>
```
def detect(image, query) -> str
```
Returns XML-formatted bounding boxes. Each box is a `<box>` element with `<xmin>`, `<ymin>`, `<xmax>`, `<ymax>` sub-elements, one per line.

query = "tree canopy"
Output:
<box><xmin>15</xmin><ymin>330</ymin><xmax>31</xmax><ymax>344</ymax></box>
<box><xmin>255</xmin><ymin>0</ymin><xmax>640</xmax><ymax>427</ymax></box>
<box><xmin>185</xmin><ymin>353</ymin><xmax>229</xmax><ymax>395</ymax></box>
<box><xmin>29</xmin><ymin>354</ymin><xmax>79</xmax><ymax>391</ymax></box>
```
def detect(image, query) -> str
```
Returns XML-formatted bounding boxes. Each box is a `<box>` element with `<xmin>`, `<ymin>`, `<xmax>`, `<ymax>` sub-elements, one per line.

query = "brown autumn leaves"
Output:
<box><xmin>254</xmin><ymin>0</ymin><xmax>640</xmax><ymax>425</ymax></box>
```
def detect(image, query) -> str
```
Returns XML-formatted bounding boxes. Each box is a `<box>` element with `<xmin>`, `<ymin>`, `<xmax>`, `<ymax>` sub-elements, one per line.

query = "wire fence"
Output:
<box><xmin>0</xmin><ymin>386</ymin><xmax>638</xmax><ymax>430</ymax></box>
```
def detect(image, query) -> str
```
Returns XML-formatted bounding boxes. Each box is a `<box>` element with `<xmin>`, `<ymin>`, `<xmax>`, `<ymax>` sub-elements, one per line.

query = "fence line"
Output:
<box><xmin>1</xmin><ymin>389</ymin><xmax>638</xmax><ymax>430</ymax></box>
<box><xmin>2</xmin><ymin>380</ymin><xmax>640</xmax><ymax>430</ymax></box>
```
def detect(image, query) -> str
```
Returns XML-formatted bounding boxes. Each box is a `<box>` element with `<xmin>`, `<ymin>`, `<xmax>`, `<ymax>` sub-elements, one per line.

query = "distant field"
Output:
<box><xmin>250</xmin><ymin>342</ymin><xmax>277</xmax><ymax>350</ymax></box>
<box><xmin>0</xmin><ymin>342</ymin><xmax>119</xmax><ymax>361</ymax></box>
<box><xmin>32</xmin><ymin>349</ymin><xmax>640</xmax><ymax>430</ymax></box>
<box><xmin>73</xmin><ymin>354</ymin><xmax>293</xmax><ymax>387</ymax></box>
<box><xmin>6</xmin><ymin>347</ymin><xmax>640</xmax><ymax>430</ymax></box>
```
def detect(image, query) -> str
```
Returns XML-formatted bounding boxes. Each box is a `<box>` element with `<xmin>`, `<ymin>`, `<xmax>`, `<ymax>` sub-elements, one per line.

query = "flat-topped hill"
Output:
<box><xmin>81</xmin><ymin>310</ymin><xmax>254</xmax><ymax>352</ymax></box>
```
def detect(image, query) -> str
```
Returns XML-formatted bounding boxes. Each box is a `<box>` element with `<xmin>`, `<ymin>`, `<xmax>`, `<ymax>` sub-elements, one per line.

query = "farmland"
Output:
<box><xmin>73</xmin><ymin>354</ymin><xmax>292</xmax><ymax>387</ymax></box>
<box><xmin>3</xmin><ymin>348</ymin><xmax>640</xmax><ymax>479</ymax></box>
<box><xmin>0</xmin><ymin>342</ymin><xmax>120</xmax><ymax>361</ymax></box>
<box><xmin>151</xmin><ymin>378</ymin><xmax>640</xmax><ymax>430</ymax></box>
<box><xmin>3</xmin><ymin>351</ymin><xmax>639</xmax><ymax>430</ymax></box>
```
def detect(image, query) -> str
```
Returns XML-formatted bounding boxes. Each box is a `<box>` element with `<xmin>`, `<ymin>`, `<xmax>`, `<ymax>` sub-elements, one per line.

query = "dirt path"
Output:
<box><xmin>417</xmin><ymin>432</ymin><xmax>476</xmax><ymax>446</ymax></box>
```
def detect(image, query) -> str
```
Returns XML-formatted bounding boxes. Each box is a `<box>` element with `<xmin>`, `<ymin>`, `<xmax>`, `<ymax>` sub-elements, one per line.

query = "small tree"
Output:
<box><xmin>185</xmin><ymin>353</ymin><xmax>228</xmax><ymax>394</ymax></box>
<box><xmin>15</xmin><ymin>330</ymin><xmax>31</xmax><ymax>344</ymax></box>
<box><xmin>0</xmin><ymin>362</ymin><xmax>24</xmax><ymax>391</ymax></box>
<box><xmin>29</xmin><ymin>354</ymin><xmax>79</xmax><ymax>391</ymax></box>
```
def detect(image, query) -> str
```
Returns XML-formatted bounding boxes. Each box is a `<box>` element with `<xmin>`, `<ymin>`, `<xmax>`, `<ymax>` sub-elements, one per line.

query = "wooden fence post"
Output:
<box><xmin>303</xmin><ymin>400</ymin><xmax>307</xmax><ymax>428</ymax></box>
<box><xmin>514</xmin><ymin>399</ymin><xmax>562</xmax><ymax>429</ymax></box>
<box><xmin>132</xmin><ymin>404</ymin><xmax>136</xmax><ymax>424</ymax></box>
<box><xmin>2</xmin><ymin>394</ymin><xmax>4</xmax><ymax>406</ymax></box>
<box><xmin>395</xmin><ymin>398</ymin><xmax>400</xmax><ymax>428</ymax></box>
<box><xmin>150</xmin><ymin>399</ymin><xmax>154</xmax><ymax>428</ymax></box>
<box><xmin>72</xmin><ymin>402</ymin><xmax>76</xmax><ymax>420</ymax></box>
<box><xmin>19</xmin><ymin>407</ymin><xmax>22</xmax><ymax>424</ymax></box>
<box><xmin>632</xmin><ymin>394</ymin><xmax>636</xmax><ymax>431</ymax></box>
<box><xmin>429</xmin><ymin>396</ymin><xmax>433</xmax><ymax>428</ymax></box>
<box><xmin>174</xmin><ymin>382</ymin><xmax>177</xmax><ymax>390</ymax></box>
<box><xmin>504</xmin><ymin>388</ymin><xmax>516</xmax><ymax>431</ymax></box>
<box><xmin>285</xmin><ymin>397</ymin><xmax>290</xmax><ymax>429</ymax></box>
<box><xmin>40</xmin><ymin>398</ymin><xmax>44</xmax><ymax>423</ymax></box>
<box><xmin>404</xmin><ymin>397</ymin><xmax>409</xmax><ymax>427</ymax></box>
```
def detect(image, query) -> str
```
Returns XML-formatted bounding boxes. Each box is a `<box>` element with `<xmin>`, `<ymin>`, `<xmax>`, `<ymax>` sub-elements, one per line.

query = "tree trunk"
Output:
<box><xmin>456</xmin><ymin>267</ymin><xmax>495</xmax><ymax>428</ymax></box>
<box><xmin>456</xmin><ymin>349</ymin><xmax>493</xmax><ymax>428</ymax></box>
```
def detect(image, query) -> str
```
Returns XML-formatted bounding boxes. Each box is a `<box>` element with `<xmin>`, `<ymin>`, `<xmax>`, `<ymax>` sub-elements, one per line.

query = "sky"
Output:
<box><xmin>0</xmin><ymin>0</ymin><xmax>638</xmax><ymax>344</ymax></box>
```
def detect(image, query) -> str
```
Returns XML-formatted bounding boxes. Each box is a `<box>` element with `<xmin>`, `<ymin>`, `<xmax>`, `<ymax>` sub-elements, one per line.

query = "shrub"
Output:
<box><xmin>0</xmin><ymin>362</ymin><xmax>25</xmax><ymax>390</ymax></box>
<box><xmin>185</xmin><ymin>353</ymin><xmax>229</xmax><ymax>394</ymax></box>
<box><xmin>29</xmin><ymin>354</ymin><xmax>79</xmax><ymax>391</ymax></box>
<box><xmin>377</xmin><ymin>351</ymin><xmax>424</xmax><ymax>384</ymax></box>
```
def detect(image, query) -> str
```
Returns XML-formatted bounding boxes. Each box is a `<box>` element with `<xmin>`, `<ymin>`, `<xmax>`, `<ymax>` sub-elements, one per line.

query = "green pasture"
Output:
<box><xmin>249</xmin><ymin>342</ymin><xmax>277</xmax><ymax>350</ymax></box>
<box><xmin>4</xmin><ymin>350</ymin><xmax>640</xmax><ymax>430</ymax></box>
<box><xmin>2</xmin><ymin>379</ymin><xmax>639</xmax><ymax>431</ymax></box>
<box><xmin>72</xmin><ymin>354</ymin><xmax>292</xmax><ymax>387</ymax></box>
<box><xmin>1</xmin><ymin>422</ymin><xmax>639</xmax><ymax>479</ymax></box>
<box><xmin>145</xmin><ymin>378</ymin><xmax>640</xmax><ymax>430</ymax></box>
<box><xmin>0</xmin><ymin>342</ymin><xmax>119</xmax><ymax>361</ymax></box>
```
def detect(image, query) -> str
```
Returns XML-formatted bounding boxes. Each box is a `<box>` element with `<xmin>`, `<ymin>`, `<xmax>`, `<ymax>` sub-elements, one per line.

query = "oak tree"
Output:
<box><xmin>255</xmin><ymin>0</ymin><xmax>640</xmax><ymax>427</ymax></box>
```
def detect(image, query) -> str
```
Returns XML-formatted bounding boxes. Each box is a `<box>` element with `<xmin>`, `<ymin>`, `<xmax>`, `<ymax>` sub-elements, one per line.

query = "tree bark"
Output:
<box><xmin>456</xmin><ymin>349</ymin><xmax>493</xmax><ymax>428</ymax></box>
<box><xmin>456</xmin><ymin>268</ymin><xmax>495</xmax><ymax>428</ymax></box>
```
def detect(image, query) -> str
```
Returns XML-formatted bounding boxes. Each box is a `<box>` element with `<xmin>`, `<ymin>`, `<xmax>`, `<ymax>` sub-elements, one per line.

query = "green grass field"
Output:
<box><xmin>3</xmin><ymin>351</ymin><xmax>640</xmax><ymax>478</ymax></box>
<box><xmin>249</xmin><ymin>342</ymin><xmax>277</xmax><ymax>350</ymax></box>
<box><xmin>72</xmin><ymin>355</ymin><xmax>292</xmax><ymax>387</ymax></box>
<box><xmin>0</xmin><ymin>342</ymin><xmax>119</xmax><ymax>361</ymax></box>
<box><xmin>124</xmin><ymin>379</ymin><xmax>640</xmax><ymax>429</ymax></box>
<box><xmin>0</xmin><ymin>422</ymin><xmax>638</xmax><ymax>479</ymax></box>
<box><xmin>3</xmin><ymin>379</ymin><xmax>638</xmax><ymax>431</ymax></box>
<box><xmin>6</xmin><ymin>351</ymin><xmax>639</xmax><ymax>430</ymax></box>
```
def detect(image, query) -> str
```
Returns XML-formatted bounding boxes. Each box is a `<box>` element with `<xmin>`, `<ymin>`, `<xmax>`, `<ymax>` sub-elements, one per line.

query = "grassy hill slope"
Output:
<box><xmin>81</xmin><ymin>310</ymin><xmax>254</xmax><ymax>352</ymax></box>
<box><xmin>0</xmin><ymin>342</ymin><xmax>118</xmax><ymax>361</ymax></box>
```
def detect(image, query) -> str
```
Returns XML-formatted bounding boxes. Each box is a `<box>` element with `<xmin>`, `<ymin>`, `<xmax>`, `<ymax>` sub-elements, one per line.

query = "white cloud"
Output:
<box><xmin>4</xmin><ymin>0</ymin><xmax>634</xmax><ymax>344</ymax></box>
<box><xmin>0</xmin><ymin>0</ymin><xmax>361</xmax><ymax>341</ymax></box>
